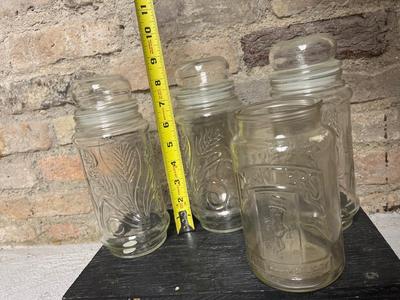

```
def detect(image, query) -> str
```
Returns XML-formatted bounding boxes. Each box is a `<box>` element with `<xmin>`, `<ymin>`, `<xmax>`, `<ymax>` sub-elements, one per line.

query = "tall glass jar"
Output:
<box><xmin>71</xmin><ymin>75</ymin><xmax>170</xmax><ymax>258</ymax></box>
<box><xmin>174</xmin><ymin>56</ymin><xmax>242</xmax><ymax>233</ymax></box>
<box><xmin>269</xmin><ymin>34</ymin><xmax>359</xmax><ymax>229</ymax></box>
<box><xmin>231</xmin><ymin>99</ymin><xmax>345</xmax><ymax>292</ymax></box>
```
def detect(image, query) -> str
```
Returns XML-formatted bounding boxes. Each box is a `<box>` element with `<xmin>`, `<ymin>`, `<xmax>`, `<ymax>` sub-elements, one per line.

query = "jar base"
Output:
<box><xmin>340</xmin><ymin>191</ymin><xmax>360</xmax><ymax>230</ymax></box>
<box><xmin>342</xmin><ymin>217</ymin><xmax>353</xmax><ymax>231</ymax></box>
<box><xmin>107</xmin><ymin>231</ymin><xmax>168</xmax><ymax>259</ymax></box>
<box><xmin>250</xmin><ymin>260</ymin><xmax>344</xmax><ymax>293</ymax></box>
<box><xmin>199</xmin><ymin>213</ymin><xmax>242</xmax><ymax>233</ymax></box>
<box><xmin>104</xmin><ymin>213</ymin><xmax>170</xmax><ymax>259</ymax></box>
<box><xmin>202</xmin><ymin>223</ymin><xmax>242</xmax><ymax>233</ymax></box>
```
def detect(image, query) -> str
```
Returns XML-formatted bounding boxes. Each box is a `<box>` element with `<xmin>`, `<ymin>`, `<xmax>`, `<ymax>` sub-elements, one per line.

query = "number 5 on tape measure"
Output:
<box><xmin>134</xmin><ymin>0</ymin><xmax>195</xmax><ymax>234</ymax></box>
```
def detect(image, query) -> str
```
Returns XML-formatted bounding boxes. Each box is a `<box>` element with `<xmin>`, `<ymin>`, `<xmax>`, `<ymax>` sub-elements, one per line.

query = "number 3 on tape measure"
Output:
<box><xmin>134</xmin><ymin>0</ymin><xmax>195</xmax><ymax>234</ymax></box>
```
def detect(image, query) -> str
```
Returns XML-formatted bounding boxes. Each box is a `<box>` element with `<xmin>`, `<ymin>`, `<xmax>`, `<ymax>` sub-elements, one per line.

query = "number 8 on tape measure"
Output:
<box><xmin>134</xmin><ymin>0</ymin><xmax>195</xmax><ymax>234</ymax></box>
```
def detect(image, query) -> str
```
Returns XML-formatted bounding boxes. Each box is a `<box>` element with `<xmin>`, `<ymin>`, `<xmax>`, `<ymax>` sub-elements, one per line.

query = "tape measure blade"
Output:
<box><xmin>134</xmin><ymin>0</ymin><xmax>195</xmax><ymax>233</ymax></box>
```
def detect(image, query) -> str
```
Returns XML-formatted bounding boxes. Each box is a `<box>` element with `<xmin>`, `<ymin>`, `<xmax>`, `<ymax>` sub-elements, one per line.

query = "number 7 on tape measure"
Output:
<box><xmin>134</xmin><ymin>0</ymin><xmax>195</xmax><ymax>234</ymax></box>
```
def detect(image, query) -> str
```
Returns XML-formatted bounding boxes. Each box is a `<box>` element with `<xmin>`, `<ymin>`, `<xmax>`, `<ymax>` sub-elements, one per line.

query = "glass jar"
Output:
<box><xmin>231</xmin><ymin>99</ymin><xmax>345</xmax><ymax>292</ymax></box>
<box><xmin>269</xmin><ymin>34</ymin><xmax>359</xmax><ymax>229</ymax></box>
<box><xmin>71</xmin><ymin>75</ymin><xmax>170</xmax><ymax>258</ymax></box>
<box><xmin>174</xmin><ymin>56</ymin><xmax>242</xmax><ymax>233</ymax></box>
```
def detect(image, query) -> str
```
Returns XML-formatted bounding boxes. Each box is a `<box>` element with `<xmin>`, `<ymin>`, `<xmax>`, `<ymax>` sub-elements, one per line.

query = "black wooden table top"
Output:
<box><xmin>64</xmin><ymin>209</ymin><xmax>400</xmax><ymax>299</ymax></box>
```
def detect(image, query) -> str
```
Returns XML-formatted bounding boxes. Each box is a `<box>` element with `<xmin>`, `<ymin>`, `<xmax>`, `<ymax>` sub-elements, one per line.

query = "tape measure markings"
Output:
<box><xmin>134</xmin><ymin>0</ymin><xmax>195</xmax><ymax>233</ymax></box>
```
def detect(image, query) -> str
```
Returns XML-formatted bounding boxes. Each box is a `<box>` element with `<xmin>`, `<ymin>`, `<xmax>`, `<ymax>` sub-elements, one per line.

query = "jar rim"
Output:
<box><xmin>236</xmin><ymin>98</ymin><xmax>321</xmax><ymax>123</ymax></box>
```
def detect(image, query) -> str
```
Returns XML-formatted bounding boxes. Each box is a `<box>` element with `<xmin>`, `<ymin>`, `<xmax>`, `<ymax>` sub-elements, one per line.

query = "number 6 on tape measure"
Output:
<box><xmin>134</xmin><ymin>0</ymin><xmax>195</xmax><ymax>234</ymax></box>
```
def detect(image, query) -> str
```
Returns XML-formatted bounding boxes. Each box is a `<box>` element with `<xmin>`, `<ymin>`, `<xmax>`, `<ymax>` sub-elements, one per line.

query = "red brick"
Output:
<box><xmin>0</xmin><ymin>190</ymin><xmax>92</xmax><ymax>220</ymax></box>
<box><xmin>0</xmin><ymin>121</ymin><xmax>52</xmax><ymax>156</ymax></box>
<box><xmin>7</xmin><ymin>20</ymin><xmax>122</xmax><ymax>71</ymax></box>
<box><xmin>354</xmin><ymin>147</ymin><xmax>387</xmax><ymax>185</ymax></box>
<box><xmin>387</xmin><ymin>148</ymin><xmax>400</xmax><ymax>184</ymax></box>
<box><xmin>38</xmin><ymin>153</ymin><xmax>85</xmax><ymax>181</ymax></box>
<box><xmin>45</xmin><ymin>223</ymin><xmax>81</xmax><ymax>241</ymax></box>
<box><xmin>33</xmin><ymin>190</ymin><xmax>92</xmax><ymax>217</ymax></box>
<box><xmin>0</xmin><ymin>196</ymin><xmax>32</xmax><ymax>220</ymax></box>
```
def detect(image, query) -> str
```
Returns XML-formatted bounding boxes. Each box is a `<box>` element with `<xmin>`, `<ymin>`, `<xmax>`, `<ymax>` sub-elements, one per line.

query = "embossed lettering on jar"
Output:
<box><xmin>269</xmin><ymin>34</ymin><xmax>359</xmax><ymax>229</ymax></box>
<box><xmin>175</xmin><ymin>57</ymin><xmax>242</xmax><ymax>233</ymax></box>
<box><xmin>72</xmin><ymin>75</ymin><xmax>170</xmax><ymax>258</ymax></box>
<box><xmin>231</xmin><ymin>99</ymin><xmax>345</xmax><ymax>292</ymax></box>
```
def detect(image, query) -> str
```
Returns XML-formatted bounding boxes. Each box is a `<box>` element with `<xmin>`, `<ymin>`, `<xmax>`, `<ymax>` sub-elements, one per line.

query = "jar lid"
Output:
<box><xmin>174</xmin><ymin>56</ymin><xmax>241</xmax><ymax>120</ymax></box>
<box><xmin>269</xmin><ymin>34</ymin><xmax>337</xmax><ymax>71</ymax></box>
<box><xmin>175</xmin><ymin>56</ymin><xmax>229</xmax><ymax>88</ymax></box>
<box><xmin>71</xmin><ymin>75</ymin><xmax>147</xmax><ymax>143</ymax></box>
<box><xmin>71</xmin><ymin>75</ymin><xmax>133</xmax><ymax>110</ymax></box>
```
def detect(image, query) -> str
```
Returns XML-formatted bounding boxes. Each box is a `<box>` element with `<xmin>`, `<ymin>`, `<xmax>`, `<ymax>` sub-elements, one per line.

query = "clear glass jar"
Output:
<box><xmin>71</xmin><ymin>75</ymin><xmax>170</xmax><ymax>258</ymax></box>
<box><xmin>174</xmin><ymin>56</ymin><xmax>242</xmax><ymax>233</ymax></box>
<box><xmin>269</xmin><ymin>34</ymin><xmax>359</xmax><ymax>229</ymax></box>
<box><xmin>231</xmin><ymin>99</ymin><xmax>345</xmax><ymax>292</ymax></box>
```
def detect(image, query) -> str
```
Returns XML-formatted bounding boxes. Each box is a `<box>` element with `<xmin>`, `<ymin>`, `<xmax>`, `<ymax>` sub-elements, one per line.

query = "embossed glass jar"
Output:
<box><xmin>175</xmin><ymin>56</ymin><xmax>242</xmax><ymax>233</ymax></box>
<box><xmin>72</xmin><ymin>75</ymin><xmax>170</xmax><ymax>258</ymax></box>
<box><xmin>231</xmin><ymin>99</ymin><xmax>345</xmax><ymax>292</ymax></box>
<box><xmin>269</xmin><ymin>34</ymin><xmax>359</xmax><ymax>229</ymax></box>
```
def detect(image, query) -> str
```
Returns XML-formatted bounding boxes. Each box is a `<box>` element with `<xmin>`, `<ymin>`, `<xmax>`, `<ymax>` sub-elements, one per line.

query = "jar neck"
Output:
<box><xmin>175</xmin><ymin>80</ymin><xmax>241</xmax><ymax>121</ymax></box>
<box><xmin>270</xmin><ymin>59</ymin><xmax>344</xmax><ymax>96</ymax></box>
<box><xmin>74</xmin><ymin>96</ymin><xmax>147</xmax><ymax>145</ymax></box>
<box><xmin>236</xmin><ymin>100</ymin><xmax>322</xmax><ymax>140</ymax></box>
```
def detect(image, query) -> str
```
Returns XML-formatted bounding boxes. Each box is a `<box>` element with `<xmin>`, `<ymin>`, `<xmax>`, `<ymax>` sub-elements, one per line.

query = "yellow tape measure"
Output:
<box><xmin>134</xmin><ymin>0</ymin><xmax>194</xmax><ymax>234</ymax></box>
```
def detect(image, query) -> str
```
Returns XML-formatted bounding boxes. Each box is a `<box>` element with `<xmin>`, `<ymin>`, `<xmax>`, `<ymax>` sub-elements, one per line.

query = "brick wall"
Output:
<box><xmin>0</xmin><ymin>0</ymin><xmax>399</xmax><ymax>245</ymax></box>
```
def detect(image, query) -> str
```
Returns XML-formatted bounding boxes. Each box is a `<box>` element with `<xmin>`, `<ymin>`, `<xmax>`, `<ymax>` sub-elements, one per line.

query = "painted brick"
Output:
<box><xmin>345</xmin><ymin>65</ymin><xmax>400</xmax><ymax>103</ymax></box>
<box><xmin>0</xmin><ymin>157</ymin><xmax>37</xmax><ymax>189</ymax></box>
<box><xmin>360</xmin><ymin>190</ymin><xmax>400</xmax><ymax>213</ymax></box>
<box><xmin>360</xmin><ymin>192</ymin><xmax>387</xmax><ymax>213</ymax></box>
<box><xmin>0</xmin><ymin>121</ymin><xmax>52</xmax><ymax>156</ymax></box>
<box><xmin>53</xmin><ymin>115</ymin><xmax>75</xmax><ymax>145</ymax></box>
<box><xmin>0</xmin><ymin>224</ymin><xmax>37</xmax><ymax>244</ymax></box>
<box><xmin>241</xmin><ymin>10</ymin><xmax>389</xmax><ymax>67</ymax></box>
<box><xmin>38</xmin><ymin>153</ymin><xmax>85</xmax><ymax>182</ymax></box>
<box><xmin>0</xmin><ymin>72</ymin><xmax>95</xmax><ymax>113</ymax></box>
<box><xmin>109</xmin><ymin>50</ymin><xmax>148</xmax><ymax>91</ymax></box>
<box><xmin>351</xmin><ymin>109</ymin><xmax>386</xmax><ymax>143</ymax></box>
<box><xmin>63</xmin><ymin>0</ymin><xmax>95</xmax><ymax>8</ymax></box>
<box><xmin>6</xmin><ymin>20</ymin><xmax>122</xmax><ymax>71</ymax></box>
<box><xmin>270</xmin><ymin>0</ymin><xmax>395</xmax><ymax>18</ymax></box>
<box><xmin>154</xmin><ymin>0</ymin><xmax>267</xmax><ymax>42</ymax></box>
<box><xmin>165</xmin><ymin>38</ymin><xmax>240</xmax><ymax>85</ymax></box>
<box><xmin>110</xmin><ymin>38</ymin><xmax>239</xmax><ymax>91</ymax></box>
<box><xmin>0</xmin><ymin>0</ymin><xmax>52</xmax><ymax>17</ymax></box>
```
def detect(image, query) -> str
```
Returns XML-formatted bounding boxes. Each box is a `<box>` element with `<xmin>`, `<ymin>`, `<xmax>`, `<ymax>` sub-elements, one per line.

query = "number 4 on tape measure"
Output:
<box><xmin>134</xmin><ymin>0</ymin><xmax>195</xmax><ymax>234</ymax></box>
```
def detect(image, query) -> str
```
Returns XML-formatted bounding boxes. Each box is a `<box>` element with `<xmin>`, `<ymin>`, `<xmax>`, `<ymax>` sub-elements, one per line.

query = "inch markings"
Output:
<box><xmin>134</xmin><ymin>0</ymin><xmax>194</xmax><ymax>234</ymax></box>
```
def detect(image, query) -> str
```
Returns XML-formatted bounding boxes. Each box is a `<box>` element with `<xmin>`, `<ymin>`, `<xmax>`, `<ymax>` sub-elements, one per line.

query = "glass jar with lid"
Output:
<box><xmin>174</xmin><ymin>56</ymin><xmax>242</xmax><ymax>233</ymax></box>
<box><xmin>231</xmin><ymin>98</ymin><xmax>345</xmax><ymax>292</ymax></box>
<box><xmin>71</xmin><ymin>75</ymin><xmax>170</xmax><ymax>258</ymax></box>
<box><xmin>269</xmin><ymin>34</ymin><xmax>359</xmax><ymax>229</ymax></box>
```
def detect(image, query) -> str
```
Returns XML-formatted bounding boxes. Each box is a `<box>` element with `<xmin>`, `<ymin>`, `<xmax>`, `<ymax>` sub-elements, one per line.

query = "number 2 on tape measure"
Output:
<box><xmin>134</xmin><ymin>0</ymin><xmax>195</xmax><ymax>234</ymax></box>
